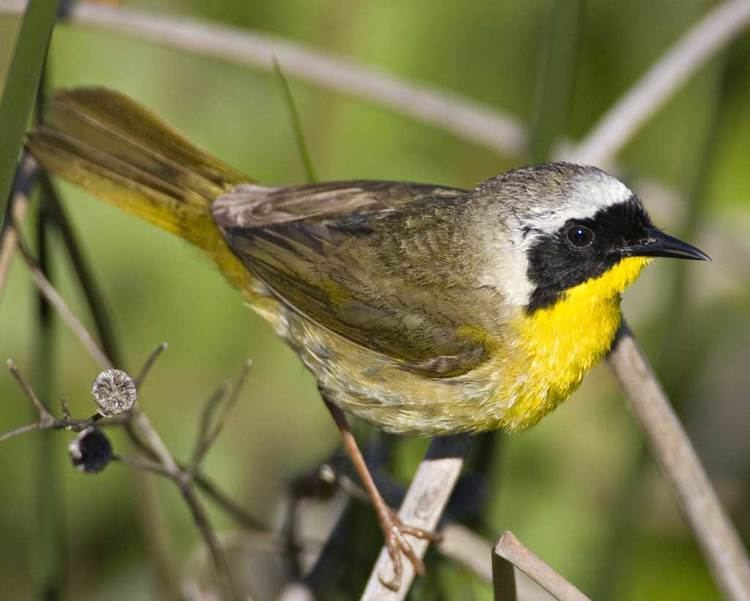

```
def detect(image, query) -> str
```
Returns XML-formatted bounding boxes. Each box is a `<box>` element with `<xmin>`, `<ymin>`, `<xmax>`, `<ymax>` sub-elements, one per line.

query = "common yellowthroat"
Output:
<box><xmin>27</xmin><ymin>87</ymin><xmax>709</xmax><ymax>590</ymax></box>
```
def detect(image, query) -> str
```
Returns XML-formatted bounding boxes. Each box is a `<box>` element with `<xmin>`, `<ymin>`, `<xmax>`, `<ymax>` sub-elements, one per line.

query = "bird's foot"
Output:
<box><xmin>378</xmin><ymin>509</ymin><xmax>440</xmax><ymax>591</ymax></box>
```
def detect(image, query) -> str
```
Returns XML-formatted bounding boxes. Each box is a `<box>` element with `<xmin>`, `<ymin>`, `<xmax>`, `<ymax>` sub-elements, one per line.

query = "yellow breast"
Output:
<box><xmin>498</xmin><ymin>257</ymin><xmax>651</xmax><ymax>431</ymax></box>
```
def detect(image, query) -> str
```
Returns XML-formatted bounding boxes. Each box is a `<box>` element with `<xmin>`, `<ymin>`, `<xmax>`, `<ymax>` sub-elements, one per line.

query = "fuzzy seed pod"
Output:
<box><xmin>92</xmin><ymin>369</ymin><xmax>136</xmax><ymax>416</ymax></box>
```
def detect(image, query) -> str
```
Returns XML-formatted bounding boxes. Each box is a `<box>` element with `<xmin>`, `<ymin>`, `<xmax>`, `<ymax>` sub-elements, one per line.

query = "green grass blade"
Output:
<box><xmin>529</xmin><ymin>0</ymin><xmax>584</xmax><ymax>162</ymax></box>
<box><xmin>0</xmin><ymin>0</ymin><xmax>59</xmax><ymax>224</ymax></box>
<box><xmin>273</xmin><ymin>57</ymin><xmax>317</xmax><ymax>183</ymax></box>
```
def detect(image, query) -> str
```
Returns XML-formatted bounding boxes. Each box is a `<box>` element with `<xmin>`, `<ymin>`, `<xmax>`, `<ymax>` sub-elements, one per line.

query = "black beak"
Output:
<box><xmin>620</xmin><ymin>227</ymin><xmax>710</xmax><ymax>261</ymax></box>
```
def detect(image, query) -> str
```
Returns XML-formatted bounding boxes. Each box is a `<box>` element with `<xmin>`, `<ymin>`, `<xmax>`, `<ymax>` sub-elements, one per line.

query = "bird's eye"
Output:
<box><xmin>567</xmin><ymin>225</ymin><xmax>594</xmax><ymax>248</ymax></box>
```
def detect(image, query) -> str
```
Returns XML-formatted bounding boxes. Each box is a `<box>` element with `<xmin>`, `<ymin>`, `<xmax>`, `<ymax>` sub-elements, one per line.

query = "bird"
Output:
<box><xmin>27</xmin><ymin>87</ymin><xmax>709</xmax><ymax>590</ymax></box>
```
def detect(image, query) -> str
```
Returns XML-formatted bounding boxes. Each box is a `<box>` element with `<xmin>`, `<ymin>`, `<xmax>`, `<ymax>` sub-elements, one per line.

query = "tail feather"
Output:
<box><xmin>27</xmin><ymin>87</ymin><xmax>254</xmax><ymax>288</ymax></box>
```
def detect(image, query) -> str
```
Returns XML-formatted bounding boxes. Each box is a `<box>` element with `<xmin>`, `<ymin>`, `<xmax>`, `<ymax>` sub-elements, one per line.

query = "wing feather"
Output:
<box><xmin>213</xmin><ymin>181</ymin><xmax>494</xmax><ymax>377</ymax></box>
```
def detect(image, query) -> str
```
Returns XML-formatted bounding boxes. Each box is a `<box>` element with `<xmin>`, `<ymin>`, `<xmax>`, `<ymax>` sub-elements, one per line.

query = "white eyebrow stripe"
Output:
<box><xmin>524</xmin><ymin>174</ymin><xmax>633</xmax><ymax>234</ymax></box>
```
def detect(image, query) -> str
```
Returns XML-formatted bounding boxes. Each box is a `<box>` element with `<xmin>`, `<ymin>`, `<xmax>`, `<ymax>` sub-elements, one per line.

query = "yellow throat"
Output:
<box><xmin>500</xmin><ymin>256</ymin><xmax>651</xmax><ymax>431</ymax></box>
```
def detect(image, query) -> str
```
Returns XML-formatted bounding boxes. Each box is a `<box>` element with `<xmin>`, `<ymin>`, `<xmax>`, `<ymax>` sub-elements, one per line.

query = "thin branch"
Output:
<box><xmin>114</xmin><ymin>454</ymin><xmax>237</xmax><ymax>601</ymax></box>
<box><xmin>0</xmin><ymin>154</ymin><xmax>37</xmax><ymax>296</ymax></box>
<box><xmin>126</xmin><ymin>443</ymin><xmax>241</xmax><ymax>600</ymax></box>
<box><xmin>4</xmin><ymin>191</ymin><xmax>248</xmax><ymax>598</ymax></box>
<box><xmin>129</xmin><ymin>409</ymin><xmax>179</xmax><ymax>472</ymax></box>
<box><xmin>191</xmin><ymin>359</ymin><xmax>252</xmax><ymax>471</ymax></box>
<box><xmin>6</xmin><ymin>349</ymin><xmax>266</xmax><ymax>540</ymax></box>
<box><xmin>7</xmin><ymin>0</ymin><xmax>742</xmax><ymax>171</ymax></box>
<box><xmin>0</xmin><ymin>0</ymin><xmax>526</xmax><ymax>156</ymax></box>
<box><xmin>3</xmin><ymin>352</ymin><xmax>242</xmax><ymax>600</ymax></box>
<box><xmin>1</xmin><ymin>410</ymin><xmax>127</xmax><ymax>442</ymax></box>
<box><xmin>2</xmin><ymin>359</ymin><xmax>129</xmax><ymax>443</ymax></box>
<box><xmin>193</xmin><ymin>471</ymin><xmax>269</xmax><ymax>532</ymax></box>
<box><xmin>312</xmin><ymin>459</ymin><xmax>496</xmax><ymax>584</ymax></box>
<box><xmin>13</xmin><ymin>226</ymin><xmax>112</xmax><ymax>369</ymax></box>
<box><xmin>437</xmin><ymin>523</ymin><xmax>492</xmax><ymax>583</ymax></box>
<box><xmin>135</xmin><ymin>342</ymin><xmax>168</xmax><ymax>389</ymax></box>
<box><xmin>5</xmin><ymin>332</ymin><xmax>244</xmax><ymax>597</ymax></box>
<box><xmin>115</xmin><ymin>453</ymin><xmax>174</xmax><ymax>478</ymax></box>
<box><xmin>493</xmin><ymin>531</ymin><xmax>591</xmax><ymax>601</ymax></box>
<box><xmin>568</xmin><ymin>0</ymin><xmax>750</xmax><ymax>165</ymax></box>
<box><xmin>284</xmin><ymin>456</ymin><xmax>495</xmax><ymax>595</ymax></box>
<box><xmin>190</xmin><ymin>382</ymin><xmax>230</xmax><ymax>469</ymax></box>
<box><xmin>590</xmin><ymin>50</ymin><xmax>736</xmax><ymax>600</ymax></box>
<box><xmin>608</xmin><ymin>324</ymin><xmax>750</xmax><ymax>601</ymax></box>
<box><xmin>360</xmin><ymin>435</ymin><xmax>471</xmax><ymax>600</ymax></box>
<box><xmin>123</xmin><ymin>351</ymin><xmax>268</xmax><ymax>530</ymax></box>
<box><xmin>42</xmin><ymin>176</ymin><xmax>124</xmax><ymax>367</ymax></box>
<box><xmin>0</xmin><ymin>422</ymin><xmax>40</xmax><ymax>442</ymax></box>
<box><xmin>113</xmin><ymin>369</ymin><xmax>181</xmax><ymax>601</ymax></box>
<box><xmin>177</xmin><ymin>480</ymin><xmax>237</xmax><ymax>600</ymax></box>
<box><xmin>7</xmin><ymin>358</ymin><xmax>54</xmax><ymax>426</ymax></box>
<box><xmin>125</xmin><ymin>351</ymin><xmax>260</xmax><ymax>599</ymax></box>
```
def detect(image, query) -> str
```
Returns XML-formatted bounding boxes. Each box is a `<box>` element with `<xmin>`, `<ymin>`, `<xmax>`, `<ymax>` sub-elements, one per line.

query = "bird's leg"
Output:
<box><xmin>322</xmin><ymin>397</ymin><xmax>437</xmax><ymax>591</ymax></box>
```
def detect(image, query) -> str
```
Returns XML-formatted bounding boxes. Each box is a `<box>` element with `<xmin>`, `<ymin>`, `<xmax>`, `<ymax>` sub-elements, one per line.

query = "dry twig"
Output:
<box><xmin>567</xmin><ymin>0</ymin><xmax>750</xmax><ymax>165</ymax></box>
<box><xmin>135</xmin><ymin>342</ymin><xmax>167</xmax><ymax>388</ymax></box>
<box><xmin>40</xmin><ymin>175</ymin><xmax>124</xmax><ymax>366</ymax></box>
<box><xmin>0</xmin><ymin>360</ymin><xmax>130</xmax><ymax>443</ymax></box>
<box><xmin>438</xmin><ymin>523</ymin><xmax>493</xmax><ymax>583</ymax></box>
<box><xmin>13</xmin><ymin>225</ymin><xmax>113</xmax><ymax>369</ymax></box>
<box><xmin>292</xmin><ymin>458</ymin><xmax>496</xmax><ymax>589</ymax></box>
<box><xmin>306</xmin><ymin>458</ymin><xmax>591</xmax><ymax>596</ymax></box>
<box><xmin>0</xmin><ymin>154</ymin><xmax>37</xmax><ymax>296</ymax></box>
<box><xmin>556</xmin><ymin>7</ymin><xmax>750</xmax><ymax>597</ymax></box>
<box><xmin>190</xmin><ymin>359</ymin><xmax>252</xmax><ymax>472</ymax></box>
<box><xmin>360</xmin><ymin>435</ymin><xmax>470</xmax><ymax>600</ymax></box>
<box><xmin>1</xmin><ymin>350</ymin><xmax>244</xmax><ymax>601</ymax></box>
<box><xmin>112</xmin><ymin>454</ymin><xmax>235</xmax><ymax>599</ymax></box>
<box><xmin>2</xmin><ymin>0</ymin><xmax>743</xmax><ymax>174</ymax></box>
<box><xmin>0</xmin><ymin>0</ymin><xmax>526</xmax><ymax>157</ymax></box>
<box><xmin>561</xmin><ymin>9</ymin><xmax>750</xmax><ymax>592</ymax></box>
<box><xmin>493</xmin><ymin>531</ymin><xmax>591</xmax><ymax>601</ymax></box>
<box><xmin>608</xmin><ymin>326</ymin><xmax>750</xmax><ymax>601</ymax></box>
<box><xmin>4</xmin><ymin>188</ymin><xmax>256</xmax><ymax>600</ymax></box>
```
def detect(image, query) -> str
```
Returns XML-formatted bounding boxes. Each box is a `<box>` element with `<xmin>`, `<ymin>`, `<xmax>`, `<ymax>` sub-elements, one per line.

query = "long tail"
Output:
<box><xmin>26</xmin><ymin>87</ymin><xmax>253</xmax><ymax>288</ymax></box>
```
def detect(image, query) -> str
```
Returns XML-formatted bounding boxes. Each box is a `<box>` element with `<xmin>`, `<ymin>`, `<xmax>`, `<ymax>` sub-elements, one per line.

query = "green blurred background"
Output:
<box><xmin>1</xmin><ymin>1</ymin><xmax>748</xmax><ymax>599</ymax></box>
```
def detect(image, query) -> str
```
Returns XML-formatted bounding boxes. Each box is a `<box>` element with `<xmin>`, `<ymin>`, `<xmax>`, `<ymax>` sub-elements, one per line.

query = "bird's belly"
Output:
<box><xmin>273</xmin><ymin>309</ymin><xmax>502</xmax><ymax>435</ymax></box>
<box><xmin>244</xmin><ymin>284</ymin><xmax>625</xmax><ymax>437</ymax></box>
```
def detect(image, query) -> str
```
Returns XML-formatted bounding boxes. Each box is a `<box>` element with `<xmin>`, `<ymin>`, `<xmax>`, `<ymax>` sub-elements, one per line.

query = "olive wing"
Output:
<box><xmin>213</xmin><ymin>180</ymin><xmax>490</xmax><ymax>377</ymax></box>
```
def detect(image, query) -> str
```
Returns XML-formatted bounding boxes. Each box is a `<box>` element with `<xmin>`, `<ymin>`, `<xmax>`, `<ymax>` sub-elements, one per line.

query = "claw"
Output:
<box><xmin>379</xmin><ymin>530</ymin><xmax>404</xmax><ymax>591</ymax></box>
<box><xmin>376</xmin><ymin>510</ymin><xmax>438</xmax><ymax>591</ymax></box>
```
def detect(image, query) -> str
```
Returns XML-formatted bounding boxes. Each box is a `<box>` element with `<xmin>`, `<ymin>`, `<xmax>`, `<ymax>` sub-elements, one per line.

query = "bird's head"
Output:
<box><xmin>474</xmin><ymin>162</ymin><xmax>709</xmax><ymax>312</ymax></box>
